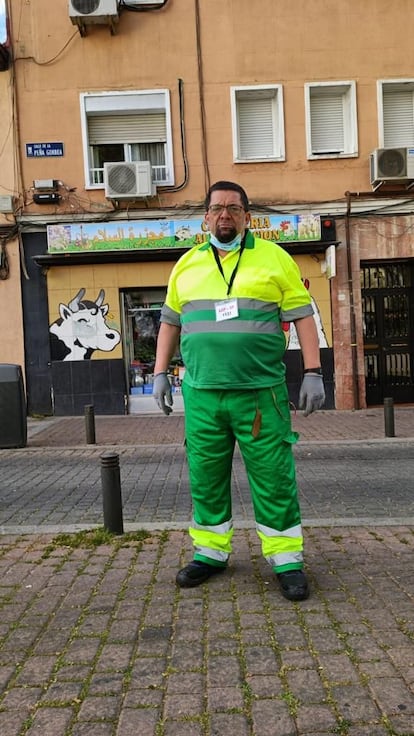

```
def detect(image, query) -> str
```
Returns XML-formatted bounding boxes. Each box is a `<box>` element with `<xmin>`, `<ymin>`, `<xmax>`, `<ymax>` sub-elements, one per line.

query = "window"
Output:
<box><xmin>305</xmin><ymin>81</ymin><xmax>358</xmax><ymax>158</ymax></box>
<box><xmin>80</xmin><ymin>90</ymin><xmax>174</xmax><ymax>188</ymax></box>
<box><xmin>0</xmin><ymin>0</ymin><xmax>7</xmax><ymax>44</ymax></box>
<box><xmin>230</xmin><ymin>85</ymin><xmax>285</xmax><ymax>162</ymax></box>
<box><xmin>378</xmin><ymin>80</ymin><xmax>414</xmax><ymax>148</ymax></box>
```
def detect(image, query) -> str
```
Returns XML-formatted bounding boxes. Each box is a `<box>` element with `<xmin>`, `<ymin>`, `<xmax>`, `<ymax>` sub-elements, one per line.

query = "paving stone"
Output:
<box><xmin>1</xmin><ymin>685</ymin><xmax>43</xmax><ymax>711</ymax></box>
<box><xmin>294</xmin><ymin>702</ymin><xmax>338</xmax><ymax>732</ymax></box>
<box><xmin>251</xmin><ymin>699</ymin><xmax>296</xmax><ymax>736</ymax></box>
<box><xmin>25</xmin><ymin>706</ymin><xmax>73</xmax><ymax>735</ymax></box>
<box><xmin>166</xmin><ymin>672</ymin><xmax>204</xmax><ymax>694</ymax></box>
<box><xmin>208</xmin><ymin>685</ymin><xmax>245</xmax><ymax>711</ymax></box>
<box><xmin>15</xmin><ymin>655</ymin><xmax>57</xmax><ymax>686</ymax></box>
<box><xmin>163</xmin><ymin>692</ymin><xmax>204</xmax><ymax>717</ymax></box>
<box><xmin>116</xmin><ymin>707</ymin><xmax>160</xmax><ymax>735</ymax></box>
<box><xmin>332</xmin><ymin>683</ymin><xmax>382</xmax><ymax>721</ymax></box>
<box><xmin>0</xmin><ymin>710</ymin><xmax>31</xmax><ymax>736</ymax></box>
<box><xmin>77</xmin><ymin>694</ymin><xmax>121</xmax><ymax>720</ymax></box>
<box><xmin>285</xmin><ymin>668</ymin><xmax>327</xmax><ymax>702</ymax></box>
<box><xmin>244</xmin><ymin>645</ymin><xmax>280</xmax><ymax>676</ymax></box>
<box><xmin>72</xmin><ymin>723</ymin><xmax>114</xmax><ymax>736</ymax></box>
<box><xmin>210</xmin><ymin>712</ymin><xmax>251</xmax><ymax>736</ymax></box>
<box><xmin>95</xmin><ymin>642</ymin><xmax>134</xmax><ymax>672</ymax></box>
<box><xmin>163</xmin><ymin>721</ymin><xmax>204</xmax><ymax>736</ymax></box>
<box><xmin>368</xmin><ymin>676</ymin><xmax>414</xmax><ymax>715</ymax></box>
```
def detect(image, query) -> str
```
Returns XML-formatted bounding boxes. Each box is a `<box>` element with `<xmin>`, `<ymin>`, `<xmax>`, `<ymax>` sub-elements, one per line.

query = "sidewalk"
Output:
<box><xmin>0</xmin><ymin>408</ymin><xmax>413</xmax><ymax>736</ymax></box>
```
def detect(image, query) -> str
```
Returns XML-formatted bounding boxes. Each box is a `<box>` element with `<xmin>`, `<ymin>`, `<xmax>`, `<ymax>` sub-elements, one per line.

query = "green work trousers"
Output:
<box><xmin>182</xmin><ymin>382</ymin><xmax>304</xmax><ymax>573</ymax></box>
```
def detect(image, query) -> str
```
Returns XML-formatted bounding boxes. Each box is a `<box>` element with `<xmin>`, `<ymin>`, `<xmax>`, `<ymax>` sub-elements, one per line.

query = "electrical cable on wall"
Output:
<box><xmin>0</xmin><ymin>240</ymin><xmax>9</xmax><ymax>280</ymax></box>
<box><xmin>0</xmin><ymin>226</ymin><xmax>18</xmax><ymax>281</ymax></box>
<box><xmin>194</xmin><ymin>0</ymin><xmax>210</xmax><ymax>192</ymax></box>
<box><xmin>158</xmin><ymin>78</ymin><xmax>189</xmax><ymax>193</ymax></box>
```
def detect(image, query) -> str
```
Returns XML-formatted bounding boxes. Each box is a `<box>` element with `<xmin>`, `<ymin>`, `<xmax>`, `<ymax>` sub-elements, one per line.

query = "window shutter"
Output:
<box><xmin>88</xmin><ymin>113</ymin><xmax>167</xmax><ymax>145</ymax></box>
<box><xmin>310</xmin><ymin>92</ymin><xmax>344</xmax><ymax>154</ymax></box>
<box><xmin>238</xmin><ymin>97</ymin><xmax>275</xmax><ymax>159</ymax></box>
<box><xmin>383</xmin><ymin>89</ymin><xmax>414</xmax><ymax>147</ymax></box>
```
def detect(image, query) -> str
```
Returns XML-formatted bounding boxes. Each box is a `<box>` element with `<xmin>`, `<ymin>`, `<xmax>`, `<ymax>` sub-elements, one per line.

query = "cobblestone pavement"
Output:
<box><xmin>0</xmin><ymin>409</ymin><xmax>414</xmax><ymax>735</ymax></box>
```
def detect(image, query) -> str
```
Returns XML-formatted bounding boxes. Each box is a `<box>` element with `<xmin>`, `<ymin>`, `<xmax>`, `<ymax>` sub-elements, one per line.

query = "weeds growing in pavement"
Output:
<box><xmin>41</xmin><ymin>527</ymin><xmax>150</xmax><ymax>558</ymax></box>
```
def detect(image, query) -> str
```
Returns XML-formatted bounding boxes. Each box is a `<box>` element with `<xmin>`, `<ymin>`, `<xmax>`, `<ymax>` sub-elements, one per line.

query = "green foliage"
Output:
<box><xmin>42</xmin><ymin>527</ymin><xmax>150</xmax><ymax>557</ymax></box>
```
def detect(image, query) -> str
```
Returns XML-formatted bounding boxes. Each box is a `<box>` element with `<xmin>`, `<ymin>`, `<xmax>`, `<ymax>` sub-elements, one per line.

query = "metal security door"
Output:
<box><xmin>362</xmin><ymin>262</ymin><xmax>414</xmax><ymax>405</ymax></box>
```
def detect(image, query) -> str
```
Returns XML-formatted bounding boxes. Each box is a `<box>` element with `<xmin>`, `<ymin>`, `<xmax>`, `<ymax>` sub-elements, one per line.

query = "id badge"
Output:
<box><xmin>215</xmin><ymin>298</ymin><xmax>239</xmax><ymax>322</ymax></box>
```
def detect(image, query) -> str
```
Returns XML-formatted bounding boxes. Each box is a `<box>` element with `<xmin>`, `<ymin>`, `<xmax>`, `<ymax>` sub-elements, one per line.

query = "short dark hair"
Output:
<box><xmin>205</xmin><ymin>181</ymin><xmax>249</xmax><ymax>211</ymax></box>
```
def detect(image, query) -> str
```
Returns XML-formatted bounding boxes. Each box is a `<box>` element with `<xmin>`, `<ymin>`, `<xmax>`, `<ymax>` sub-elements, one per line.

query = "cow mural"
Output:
<box><xmin>283</xmin><ymin>278</ymin><xmax>328</xmax><ymax>350</ymax></box>
<box><xmin>49</xmin><ymin>288</ymin><xmax>121</xmax><ymax>361</ymax></box>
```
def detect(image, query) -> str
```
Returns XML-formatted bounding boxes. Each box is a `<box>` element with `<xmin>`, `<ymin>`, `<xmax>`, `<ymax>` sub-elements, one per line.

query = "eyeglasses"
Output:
<box><xmin>208</xmin><ymin>204</ymin><xmax>245</xmax><ymax>216</ymax></box>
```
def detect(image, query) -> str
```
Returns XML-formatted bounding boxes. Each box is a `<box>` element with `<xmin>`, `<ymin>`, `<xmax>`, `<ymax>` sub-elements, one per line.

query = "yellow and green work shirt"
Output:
<box><xmin>160</xmin><ymin>230</ymin><xmax>313</xmax><ymax>389</ymax></box>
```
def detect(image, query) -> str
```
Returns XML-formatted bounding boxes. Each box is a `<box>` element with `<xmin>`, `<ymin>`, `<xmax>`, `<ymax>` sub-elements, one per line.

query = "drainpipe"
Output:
<box><xmin>345</xmin><ymin>191</ymin><xmax>360</xmax><ymax>409</ymax></box>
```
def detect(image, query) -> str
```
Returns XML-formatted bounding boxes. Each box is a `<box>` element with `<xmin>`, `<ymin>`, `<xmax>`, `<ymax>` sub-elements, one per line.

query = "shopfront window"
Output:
<box><xmin>0</xmin><ymin>1</ymin><xmax>6</xmax><ymax>43</ymax></box>
<box><xmin>121</xmin><ymin>289</ymin><xmax>183</xmax><ymax>398</ymax></box>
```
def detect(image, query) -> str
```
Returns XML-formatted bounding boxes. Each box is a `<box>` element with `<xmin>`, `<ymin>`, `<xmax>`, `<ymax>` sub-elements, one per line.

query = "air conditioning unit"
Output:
<box><xmin>370</xmin><ymin>147</ymin><xmax>414</xmax><ymax>187</ymax></box>
<box><xmin>104</xmin><ymin>161</ymin><xmax>156</xmax><ymax>199</ymax></box>
<box><xmin>69</xmin><ymin>0</ymin><xmax>119</xmax><ymax>27</ymax></box>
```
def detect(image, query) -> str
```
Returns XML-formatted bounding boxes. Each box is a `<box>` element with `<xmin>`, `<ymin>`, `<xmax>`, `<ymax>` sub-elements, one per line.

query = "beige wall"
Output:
<box><xmin>9</xmin><ymin>0</ymin><xmax>414</xmax><ymax>210</ymax></box>
<box><xmin>6</xmin><ymin>0</ymin><xmax>414</xmax><ymax>409</ymax></box>
<box><xmin>0</xmin><ymin>51</ymin><xmax>24</xmax><ymax>372</ymax></box>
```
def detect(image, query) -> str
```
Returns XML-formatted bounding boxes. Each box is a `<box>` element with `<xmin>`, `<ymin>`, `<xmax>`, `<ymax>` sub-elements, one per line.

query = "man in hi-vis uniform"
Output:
<box><xmin>153</xmin><ymin>181</ymin><xmax>325</xmax><ymax>601</ymax></box>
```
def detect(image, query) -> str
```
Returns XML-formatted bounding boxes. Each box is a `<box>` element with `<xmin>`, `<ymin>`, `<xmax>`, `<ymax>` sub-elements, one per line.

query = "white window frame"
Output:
<box><xmin>230</xmin><ymin>85</ymin><xmax>285</xmax><ymax>163</ymax></box>
<box><xmin>80</xmin><ymin>89</ymin><xmax>174</xmax><ymax>189</ymax></box>
<box><xmin>304</xmin><ymin>81</ymin><xmax>358</xmax><ymax>159</ymax></box>
<box><xmin>377</xmin><ymin>78</ymin><xmax>414</xmax><ymax>148</ymax></box>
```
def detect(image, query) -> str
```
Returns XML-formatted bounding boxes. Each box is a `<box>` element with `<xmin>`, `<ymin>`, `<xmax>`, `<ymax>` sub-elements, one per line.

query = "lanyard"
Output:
<box><xmin>212</xmin><ymin>241</ymin><xmax>245</xmax><ymax>296</ymax></box>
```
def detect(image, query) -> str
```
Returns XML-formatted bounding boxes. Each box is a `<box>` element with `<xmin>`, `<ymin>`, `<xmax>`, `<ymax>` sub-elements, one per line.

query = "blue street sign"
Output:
<box><xmin>26</xmin><ymin>142</ymin><xmax>64</xmax><ymax>158</ymax></box>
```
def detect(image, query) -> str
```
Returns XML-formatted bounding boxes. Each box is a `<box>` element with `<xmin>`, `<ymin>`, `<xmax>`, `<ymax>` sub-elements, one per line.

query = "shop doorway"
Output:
<box><xmin>361</xmin><ymin>261</ymin><xmax>414</xmax><ymax>405</ymax></box>
<box><xmin>120</xmin><ymin>288</ymin><xmax>183</xmax><ymax>411</ymax></box>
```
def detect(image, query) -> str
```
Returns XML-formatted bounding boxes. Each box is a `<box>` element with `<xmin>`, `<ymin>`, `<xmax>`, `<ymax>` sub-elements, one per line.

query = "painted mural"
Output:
<box><xmin>283</xmin><ymin>279</ymin><xmax>328</xmax><ymax>350</ymax></box>
<box><xmin>47</xmin><ymin>214</ymin><xmax>321</xmax><ymax>253</ymax></box>
<box><xmin>49</xmin><ymin>288</ymin><xmax>121</xmax><ymax>361</ymax></box>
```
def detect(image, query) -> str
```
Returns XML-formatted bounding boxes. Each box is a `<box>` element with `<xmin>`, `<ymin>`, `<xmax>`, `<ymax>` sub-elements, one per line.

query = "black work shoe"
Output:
<box><xmin>277</xmin><ymin>570</ymin><xmax>310</xmax><ymax>601</ymax></box>
<box><xmin>176</xmin><ymin>561</ymin><xmax>225</xmax><ymax>588</ymax></box>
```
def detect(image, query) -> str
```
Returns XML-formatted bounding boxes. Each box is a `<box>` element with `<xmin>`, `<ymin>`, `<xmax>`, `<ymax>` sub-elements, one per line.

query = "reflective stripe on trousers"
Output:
<box><xmin>190</xmin><ymin>519</ymin><xmax>233</xmax><ymax>566</ymax></box>
<box><xmin>183</xmin><ymin>383</ymin><xmax>304</xmax><ymax>573</ymax></box>
<box><xmin>256</xmin><ymin>522</ymin><xmax>304</xmax><ymax>570</ymax></box>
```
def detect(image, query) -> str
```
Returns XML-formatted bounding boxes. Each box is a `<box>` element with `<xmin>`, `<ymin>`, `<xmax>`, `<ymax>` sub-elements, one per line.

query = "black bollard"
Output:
<box><xmin>384</xmin><ymin>397</ymin><xmax>395</xmax><ymax>438</ymax></box>
<box><xmin>85</xmin><ymin>404</ymin><xmax>96</xmax><ymax>445</ymax></box>
<box><xmin>100</xmin><ymin>453</ymin><xmax>124</xmax><ymax>534</ymax></box>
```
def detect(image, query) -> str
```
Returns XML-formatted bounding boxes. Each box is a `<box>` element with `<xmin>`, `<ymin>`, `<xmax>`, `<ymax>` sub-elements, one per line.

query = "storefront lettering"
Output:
<box><xmin>47</xmin><ymin>213</ymin><xmax>321</xmax><ymax>253</ymax></box>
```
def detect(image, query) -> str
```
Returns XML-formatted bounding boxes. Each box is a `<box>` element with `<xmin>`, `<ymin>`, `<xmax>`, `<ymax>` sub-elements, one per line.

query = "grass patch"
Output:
<box><xmin>42</xmin><ymin>527</ymin><xmax>151</xmax><ymax>557</ymax></box>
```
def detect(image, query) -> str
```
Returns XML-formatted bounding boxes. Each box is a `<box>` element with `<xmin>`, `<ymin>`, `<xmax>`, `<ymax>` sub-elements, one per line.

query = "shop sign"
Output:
<box><xmin>47</xmin><ymin>213</ymin><xmax>321</xmax><ymax>254</ymax></box>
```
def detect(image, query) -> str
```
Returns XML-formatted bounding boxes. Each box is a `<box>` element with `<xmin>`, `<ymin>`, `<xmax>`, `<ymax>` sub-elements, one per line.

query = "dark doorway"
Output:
<box><xmin>361</xmin><ymin>260</ymin><xmax>414</xmax><ymax>405</ymax></box>
<box><xmin>22</xmin><ymin>233</ymin><xmax>53</xmax><ymax>416</ymax></box>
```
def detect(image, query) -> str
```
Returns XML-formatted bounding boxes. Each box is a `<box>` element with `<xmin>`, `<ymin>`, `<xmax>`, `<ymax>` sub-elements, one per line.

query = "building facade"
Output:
<box><xmin>0</xmin><ymin>0</ymin><xmax>413</xmax><ymax>415</ymax></box>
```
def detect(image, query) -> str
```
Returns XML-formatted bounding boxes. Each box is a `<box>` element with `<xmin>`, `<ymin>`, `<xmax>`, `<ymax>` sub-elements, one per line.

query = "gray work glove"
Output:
<box><xmin>153</xmin><ymin>372</ymin><xmax>173</xmax><ymax>416</ymax></box>
<box><xmin>299</xmin><ymin>373</ymin><xmax>325</xmax><ymax>417</ymax></box>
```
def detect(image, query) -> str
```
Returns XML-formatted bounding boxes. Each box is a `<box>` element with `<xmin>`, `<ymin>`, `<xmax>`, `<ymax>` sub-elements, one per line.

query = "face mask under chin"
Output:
<box><xmin>210</xmin><ymin>233</ymin><xmax>242</xmax><ymax>251</ymax></box>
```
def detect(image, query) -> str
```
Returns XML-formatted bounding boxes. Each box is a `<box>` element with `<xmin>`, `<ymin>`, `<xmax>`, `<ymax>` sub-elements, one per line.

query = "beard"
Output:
<box><xmin>215</xmin><ymin>225</ymin><xmax>238</xmax><ymax>243</ymax></box>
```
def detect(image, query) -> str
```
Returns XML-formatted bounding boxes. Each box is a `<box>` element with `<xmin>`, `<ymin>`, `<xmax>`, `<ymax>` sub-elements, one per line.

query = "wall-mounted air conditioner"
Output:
<box><xmin>370</xmin><ymin>147</ymin><xmax>414</xmax><ymax>187</ymax></box>
<box><xmin>69</xmin><ymin>0</ymin><xmax>119</xmax><ymax>28</ymax></box>
<box><xmin>104</xmin><ymin>161</ymin><xmax>155</xmax><ymax>199</ymax></box>
<box><xmin>122</xmin><ymin>1</ymin><xmax>165</xmax><ymax>5</ymax></box>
